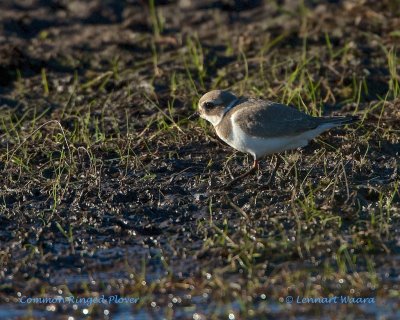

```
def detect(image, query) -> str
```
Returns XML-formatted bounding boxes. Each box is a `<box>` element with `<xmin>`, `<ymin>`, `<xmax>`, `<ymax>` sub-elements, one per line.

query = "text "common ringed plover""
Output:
<box><xmin>198</xmin><ymin>90</ymin><xmax>358</xmax><ymax>186</ymax></box>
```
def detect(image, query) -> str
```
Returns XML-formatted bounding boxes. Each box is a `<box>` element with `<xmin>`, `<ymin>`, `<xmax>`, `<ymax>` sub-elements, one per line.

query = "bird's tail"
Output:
<box><xmin>322</xmin><ymin>115</ymin><xmax>360</xmax><ymax>126</ymax></box>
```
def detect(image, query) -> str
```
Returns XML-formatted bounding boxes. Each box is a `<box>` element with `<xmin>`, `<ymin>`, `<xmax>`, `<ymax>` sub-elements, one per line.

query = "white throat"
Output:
<box><xmin>202</xmin><ymin>114</ymin><xmax>223</xmax><ymax>126</ymax></box>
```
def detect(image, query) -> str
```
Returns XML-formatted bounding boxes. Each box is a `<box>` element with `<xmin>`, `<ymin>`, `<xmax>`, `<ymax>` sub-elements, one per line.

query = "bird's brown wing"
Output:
<box><xmin>233</xmin><ymin>99</ymin><xmax>323</xmax><ymax>138</ymax></box>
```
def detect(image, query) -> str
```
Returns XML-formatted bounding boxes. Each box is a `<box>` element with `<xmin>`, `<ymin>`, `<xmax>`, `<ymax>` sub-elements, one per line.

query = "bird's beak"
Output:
<box><xmin>187</xmin><ymin>111</ymin><xmax>199</xmax><ymax>120</ymax></box>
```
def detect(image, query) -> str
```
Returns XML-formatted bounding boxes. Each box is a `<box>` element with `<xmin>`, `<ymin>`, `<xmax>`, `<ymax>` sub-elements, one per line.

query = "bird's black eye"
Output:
<box><xmin>203</xmin><ymin>102</ymin><xmax>214</xmax><ymax>109</ymax></box>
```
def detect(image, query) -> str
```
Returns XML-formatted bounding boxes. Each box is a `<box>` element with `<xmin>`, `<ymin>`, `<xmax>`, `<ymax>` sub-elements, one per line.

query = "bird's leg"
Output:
<box><xmin>265</xmin><ymin>155</ymin><xmax>282</xmax><ymax>185</ymax></box>
<box><xmin>222</xmin><ymin>159</ymin><xmax>259</xmax><ymax>188</ymax></box>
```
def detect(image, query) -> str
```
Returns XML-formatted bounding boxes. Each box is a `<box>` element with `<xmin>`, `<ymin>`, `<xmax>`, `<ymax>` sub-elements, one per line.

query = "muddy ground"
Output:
<box><xmin>0</xmin><ymin>0</ymin><xmax>399</xmax><ymax>319</ymax></box>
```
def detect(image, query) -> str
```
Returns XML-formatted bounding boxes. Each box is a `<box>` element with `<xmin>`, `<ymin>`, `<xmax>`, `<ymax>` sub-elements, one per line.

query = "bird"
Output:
<box><xmin>197</xmin><ymin>90</ymin><xmax>358</xmax><ymax>186</ymax></box>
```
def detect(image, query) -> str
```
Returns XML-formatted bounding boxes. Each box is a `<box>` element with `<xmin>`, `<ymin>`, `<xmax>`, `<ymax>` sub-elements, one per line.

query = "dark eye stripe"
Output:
<box><xmin>204</xmin><ymin>102</ymin><xmax>214</xmax><ymax>109</ymax></box>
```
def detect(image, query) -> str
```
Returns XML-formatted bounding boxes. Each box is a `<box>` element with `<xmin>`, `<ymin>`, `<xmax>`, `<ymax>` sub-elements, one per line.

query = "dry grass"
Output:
<box><xmin>0</xmin><ymin>0</ymin><xmax>399</xmax><ymax>319</ymax></box>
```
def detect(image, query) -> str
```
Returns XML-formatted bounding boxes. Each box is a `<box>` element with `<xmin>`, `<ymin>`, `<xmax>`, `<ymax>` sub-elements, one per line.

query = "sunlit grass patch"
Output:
<box><xmin>0</xmin><ymin>1</ymin><xmax>399</xmax><ymax>319</ymax></box>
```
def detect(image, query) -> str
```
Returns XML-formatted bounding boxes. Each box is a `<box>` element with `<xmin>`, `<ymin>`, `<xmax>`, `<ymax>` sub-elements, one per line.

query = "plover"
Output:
<box><xmin>198</xmin><ymin>90</ymin><xmax>358</xmax><ymax>186</ymax></box>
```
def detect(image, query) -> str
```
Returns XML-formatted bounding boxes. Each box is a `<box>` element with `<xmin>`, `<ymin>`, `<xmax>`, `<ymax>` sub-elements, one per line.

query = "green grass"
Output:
<box><xmin>0</xmin><ymin>1</ymin><xmax>399</xmax><ymax>319</ymax></box>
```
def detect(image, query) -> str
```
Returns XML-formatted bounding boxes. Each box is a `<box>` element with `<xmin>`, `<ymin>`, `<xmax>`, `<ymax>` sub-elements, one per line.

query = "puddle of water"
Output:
<box><xmin>0</xmin><ymin>306</ymin><xmax>47</xmax><ymax>319</ymax></box>
<box><xmin>1</xmin><ymin>296</ymin><xmax>399</xmax><ymax>320</ymax></box>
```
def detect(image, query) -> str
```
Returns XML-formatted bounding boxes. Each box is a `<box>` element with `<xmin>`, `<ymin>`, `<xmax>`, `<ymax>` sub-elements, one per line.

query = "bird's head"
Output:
<box><xmin>198</xmin><ymin>90</ymin><xmax>238</xmax><ymax>126</ymax></box>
